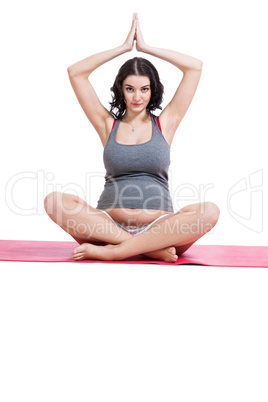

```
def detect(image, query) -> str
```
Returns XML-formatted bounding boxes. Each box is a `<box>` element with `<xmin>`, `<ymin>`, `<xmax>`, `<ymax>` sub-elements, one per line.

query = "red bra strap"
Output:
<box><xmin>156</xmin><ymin>116</ymin><xmax>162</xmax><ymax>133</ymax></box>
<box><xmin>111</xmin><ymin>119</ymin><xmax>116</xmax><ymax>130</ymax></box>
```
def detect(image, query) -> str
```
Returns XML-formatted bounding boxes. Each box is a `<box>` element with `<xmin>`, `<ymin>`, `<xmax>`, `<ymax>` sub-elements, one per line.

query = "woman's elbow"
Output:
<box><xmin>196</xmin><ymin>59</ymin><xmax>203</xmax><ymax>71</ymax></box>
<box><xmin>67</xmin><ymin>66</ymin><xmax>75</xmax><ymax>78</ymax></box>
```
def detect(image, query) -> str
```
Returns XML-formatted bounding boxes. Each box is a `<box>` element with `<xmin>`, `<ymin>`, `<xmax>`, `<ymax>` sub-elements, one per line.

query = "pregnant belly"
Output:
<box><xmin>98</xmin><ymin>208</ymin><xmax>173</xmax><ymax>226</ymax></box>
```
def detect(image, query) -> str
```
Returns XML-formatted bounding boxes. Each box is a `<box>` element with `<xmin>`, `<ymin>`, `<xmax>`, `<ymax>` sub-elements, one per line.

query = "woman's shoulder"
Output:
<box><xmin>152</xmin><ymin>114</ymin><xmax>162</xmax><ymax>133</ymax></box>
<box><xmin>111</xmin><ymin>118</ymin><xmax>117</xmax><ymax>130</ymax></box>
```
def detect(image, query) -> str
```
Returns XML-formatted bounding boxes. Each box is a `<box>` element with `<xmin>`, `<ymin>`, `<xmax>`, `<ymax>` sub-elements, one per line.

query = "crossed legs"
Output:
<box><xmin>44</xmin><ymin>192</ymin><xmax>220</xmax><ymax>262</ymax></box>
<box><xmin>72</xmin><ymin>202</ymin><xmax>220</xmax><ymax>261</ymax></box>
<box><xmin>44</xmin><ymin>192</ymin><xmax>183</xmax><ymax>262</ymax></box>
<box><xmin>44</xmin><ymin>192</ymin><xmax>132</xmax><ymax>245</ymax></box>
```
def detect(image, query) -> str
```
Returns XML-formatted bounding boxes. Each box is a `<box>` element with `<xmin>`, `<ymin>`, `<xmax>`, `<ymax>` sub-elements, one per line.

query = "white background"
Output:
<box><xmin>0</xmin><ymin>1</ymin><xmax>268</xmax><ymax>401</ymax></box>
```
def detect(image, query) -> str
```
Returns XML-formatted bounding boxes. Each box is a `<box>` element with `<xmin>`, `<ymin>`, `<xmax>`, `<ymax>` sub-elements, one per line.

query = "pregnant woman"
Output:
<box><xmin>44</xmin><ymin>13</ymin><xmax>220</xmax><ymax>262</ymax></box>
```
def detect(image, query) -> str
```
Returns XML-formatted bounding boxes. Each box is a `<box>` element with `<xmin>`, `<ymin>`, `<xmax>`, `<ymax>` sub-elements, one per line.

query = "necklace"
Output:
<box><xmin>123</xmin><ymin>117</ymin><xmax>150</xmax><ymax>132</ymax></box>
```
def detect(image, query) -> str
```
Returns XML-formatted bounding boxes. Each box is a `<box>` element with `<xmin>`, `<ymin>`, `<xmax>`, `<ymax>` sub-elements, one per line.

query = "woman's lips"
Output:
<box><xmin>132</xmin><ymin>103</ymin><xmax>142</xmax><ymax>106</ymax></box>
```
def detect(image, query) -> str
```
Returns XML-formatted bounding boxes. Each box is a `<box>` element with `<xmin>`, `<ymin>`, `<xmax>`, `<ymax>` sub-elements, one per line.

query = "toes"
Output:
<box><xmin>72</xmin><ymin>253</ymin><xmax>83</xmax><ymax>260</ymax></box>
<box><xmin>72</xmin><ymin>244</ymin><xmax>87</xmax><ymax>259</ymax></box>
<box><xmin>170</xmin><ymin>246</ymin><xmax>176</xmax><ymax>255</ymax></box>
<box><xmin>73</xmin><ymin>246</ymin><xmax>84</xmax><ymax>254</ymax></box>
<box><xmin>72</xmin><ymin>248</ymin><xmax>85</xmax><ymax>259</ymax></box>
<box><xmin>165</xmin><ymin>253</ymin><xmax>178</xmax><ymax>263</ymax></box>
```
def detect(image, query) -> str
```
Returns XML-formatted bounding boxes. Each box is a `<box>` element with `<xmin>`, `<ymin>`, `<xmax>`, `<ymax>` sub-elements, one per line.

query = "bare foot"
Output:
<box><xmin>143</xmin><ymin>246</ymin><xmax>178</xmax><ymax>263</ymax></box>
<box><xmin>72</xmin><ymin>243</ymin><xmax>115</xmax><ymax>261</ymax></box>
<box><xmin>72</xmin><ymin>242</ymin><xmax>178</xmax><ymax>263</ymax></box>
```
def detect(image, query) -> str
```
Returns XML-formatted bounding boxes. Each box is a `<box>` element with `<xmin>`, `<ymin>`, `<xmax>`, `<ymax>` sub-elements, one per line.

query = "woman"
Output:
<box><xmin>44</xmin><ymin>13</ymin><xmax>220</xmax><ymax>262</ymax></box>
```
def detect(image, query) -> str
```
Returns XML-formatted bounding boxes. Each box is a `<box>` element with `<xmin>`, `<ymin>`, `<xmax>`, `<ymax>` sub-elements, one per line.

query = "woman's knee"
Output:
<box><xmin>177</xmin><ymin>201</ymin><xmax>220</xmax><ymax>232</ymax></box>
<box><xmin>44</xmin><ymin>191</ymin><xmax>60</xmax><ymax>216</ymax></box>
<box><xmin>203</xmin><ymin>201</ymin><xmax>220</xmax><ymax>228</ymax></box>
<box><xmin>177</xmin><ymin>201</ymin><xmax>220</xmax><ymax>220</ymax></box>
<box><xmin>44</xmin><ymin>191</ymin><xmax>83</xmax><ymax>217</ymax></box>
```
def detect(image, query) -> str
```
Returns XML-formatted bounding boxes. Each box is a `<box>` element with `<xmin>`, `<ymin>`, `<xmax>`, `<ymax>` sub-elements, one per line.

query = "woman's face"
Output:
<box><xmin>122</xmin><ymin>75</ymin><xmax>151</xmax><ymax>113</ymax></box>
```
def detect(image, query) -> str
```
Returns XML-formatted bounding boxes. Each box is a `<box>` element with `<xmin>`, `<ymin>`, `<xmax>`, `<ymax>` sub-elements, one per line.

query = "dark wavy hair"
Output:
<box><xmin>109</xmin><ymin>57</ymin><xmax>164</xmax><ymax>119</ymax></box>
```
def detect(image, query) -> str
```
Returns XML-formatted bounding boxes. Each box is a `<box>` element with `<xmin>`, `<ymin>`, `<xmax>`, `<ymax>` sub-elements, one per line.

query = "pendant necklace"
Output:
<box><xmin>123</xmin><ymin>117</ymin><xmax>150</xmax><ymax>132</ymax></box>
<box><xmin>123</xmin><ymin>120</ymin><xmax>141</xmax><ymax>132</ymax></box>
<box><xmin>128</xmin><ymin>123</ymin><xmax>137</xmax><ymax>132</ymax></box>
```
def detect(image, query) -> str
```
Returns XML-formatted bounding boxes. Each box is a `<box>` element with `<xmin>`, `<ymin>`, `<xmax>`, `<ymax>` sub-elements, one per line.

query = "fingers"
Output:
<box><xmin>134</xmin><ymin>15</ymin><xmax>146</xmax><ymax>52</ymax></box>
<box><xmin>135</xmin><ymin>15</ymin><xmax>141</xmax><ymax>37</ymax></box>
<box><xmin>132</xmin><ymin>13</ymin><xmax>137</xmax><ymax>25</ymax></box>
<box><xmin>123</xmin><ymin>14</ymin><xmax>137</xmax><ymax>50</ymax></box>
<box><xmin>128</xmin><ymin>13</ymin><xmax>136</xmax><ymax>38</ymax></box>
<box><xmin>130</xmin><ymin>17</ymin><xmax>137</xmax><ymax>41</ymax></box>
<box><xmin>133</xmin><ymin>13</ymin><xmax>139</xmax><ymax>38</ymax></box>
<box><xmin>126</xmin><ymin>13</ymin><xmax>144</xmax><ymax>51</ymax></box>
<box><xmin>131</xmin><ymin>13</ymin><xmax>135</xmax><ymax>27</ymax></box>
<box><xmin>132</xmin><ymin>13</ymin><xmax>140</xmax><ymax>31</ymax></box>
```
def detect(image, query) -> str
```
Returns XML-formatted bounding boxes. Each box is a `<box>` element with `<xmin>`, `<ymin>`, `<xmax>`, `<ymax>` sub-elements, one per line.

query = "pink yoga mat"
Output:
<box><xmin>0</xmin><ymin>240</ymin><xmax>267</xmax><ymax>267</ymax></box>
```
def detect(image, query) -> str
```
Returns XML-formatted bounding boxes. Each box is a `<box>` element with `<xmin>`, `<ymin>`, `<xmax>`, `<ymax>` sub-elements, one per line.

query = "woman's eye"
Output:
<box><xmin>125</xmin><ymin>87</ymin><xmax>149</xmax><ymax>93</ymax></box>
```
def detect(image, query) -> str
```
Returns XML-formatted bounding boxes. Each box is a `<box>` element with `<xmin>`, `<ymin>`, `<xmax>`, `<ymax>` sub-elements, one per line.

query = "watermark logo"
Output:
<box><xmin>227</xmin><ymin>169</ymin><xmax>263</xmax><ymax>233</ymax></box>
<box><xmin>4</xmin><ymin>169</ymin><xmax>264</xmax><ymax>235</ymax></box>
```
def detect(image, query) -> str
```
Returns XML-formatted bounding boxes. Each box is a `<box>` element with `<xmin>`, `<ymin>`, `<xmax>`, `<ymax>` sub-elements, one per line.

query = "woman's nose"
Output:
<box><xmin>133</xmin><ymin>91</ymin><xmax>141</xmax><ymax>100</ymax></box>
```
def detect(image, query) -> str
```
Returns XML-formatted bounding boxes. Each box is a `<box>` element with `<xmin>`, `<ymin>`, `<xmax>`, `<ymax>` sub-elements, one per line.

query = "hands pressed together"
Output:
<box><xmin>124</xmin><ymin>13</ymin><xmax>147</xmax><ymax>52</ymax></box>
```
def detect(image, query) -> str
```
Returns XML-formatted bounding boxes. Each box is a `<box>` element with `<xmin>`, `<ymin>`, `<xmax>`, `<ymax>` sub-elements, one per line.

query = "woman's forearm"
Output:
<box><xmin>141</xmin><ymin>45</ymin><xmax>203</xmax><ymax>73</ymax></box>
<box><xmin>67</xmin><ymin>44</ymin><xmax>129</xmax><ymax>78</ymax></box>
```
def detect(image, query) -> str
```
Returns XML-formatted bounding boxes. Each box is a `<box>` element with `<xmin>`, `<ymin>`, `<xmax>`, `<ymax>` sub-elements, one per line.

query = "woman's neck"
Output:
<box><xmin>122</xmin><ymin>110</ymin><xmax>150</xmax><ymax>124</ymax></box>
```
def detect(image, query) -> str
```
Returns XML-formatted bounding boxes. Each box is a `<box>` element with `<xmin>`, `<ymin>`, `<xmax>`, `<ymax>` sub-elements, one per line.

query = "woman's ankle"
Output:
<box><xmin>109</xmin><ymin>243</ymin><xmax>124</xmax><ymax>260</ymax></box>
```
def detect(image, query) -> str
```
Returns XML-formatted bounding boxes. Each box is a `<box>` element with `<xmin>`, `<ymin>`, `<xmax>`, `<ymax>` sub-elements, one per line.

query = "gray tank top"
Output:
<box><xmin>96</xmin><ymin>115</ymin><xmax>174</xmax><ymax>211</ymax></box>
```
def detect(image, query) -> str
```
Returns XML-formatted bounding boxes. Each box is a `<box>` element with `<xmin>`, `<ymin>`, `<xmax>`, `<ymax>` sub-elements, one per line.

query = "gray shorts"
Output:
<box><xmin>99</xmin><ymin>210</ymin><xmax>170</xmax><ymax>236</ymax></box>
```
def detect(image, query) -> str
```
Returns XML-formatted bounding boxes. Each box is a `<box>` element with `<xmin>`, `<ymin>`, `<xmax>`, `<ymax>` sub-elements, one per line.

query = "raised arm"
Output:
<box><xmin>135</xmin><ymin>14</ymin><xmax>202</xmax><ymax>144</ymax></box>
<box><xmin>67</xmin><ymin>15</ymin><xmax>137</xmax><ymax>146</ymax></box>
